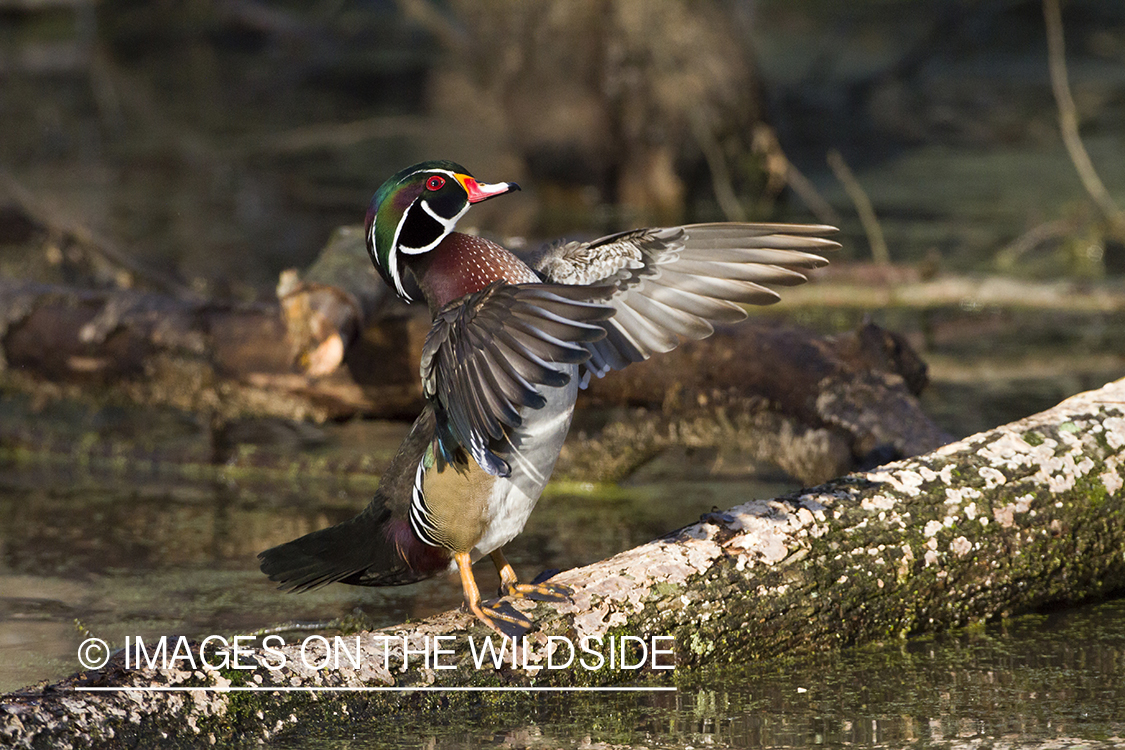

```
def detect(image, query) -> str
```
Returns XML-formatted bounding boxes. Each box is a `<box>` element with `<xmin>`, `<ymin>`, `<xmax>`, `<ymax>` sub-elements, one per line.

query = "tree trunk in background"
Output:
<box><xmin>3</xmin><ymin>378</ymin><xmax>1123</xmax><ymax>748</ymax></box>
<box><xmin>423</xmin><ymin>0</ymin><xmax>774</xmax><ymax>231</ymax></box>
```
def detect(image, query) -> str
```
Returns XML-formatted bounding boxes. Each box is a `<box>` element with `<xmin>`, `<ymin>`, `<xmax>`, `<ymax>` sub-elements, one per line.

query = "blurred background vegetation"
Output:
<box><xmin>2</xmin><ymin>0</ymin><xmax>1124</xmax><ymax>301</ymax></box>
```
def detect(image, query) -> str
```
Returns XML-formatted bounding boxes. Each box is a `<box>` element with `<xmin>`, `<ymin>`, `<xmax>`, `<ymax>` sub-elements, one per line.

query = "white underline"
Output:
<box><xmin>76</xmin><ymin>686</ymin><xmax>676</xmax><ymax>693</ymax></box>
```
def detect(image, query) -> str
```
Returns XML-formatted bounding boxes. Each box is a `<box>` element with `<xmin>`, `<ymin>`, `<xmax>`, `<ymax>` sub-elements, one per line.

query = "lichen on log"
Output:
<box><xmin>3</xmin><ymin>378</ymin><xmax>1123</xmax><ymax>749</ymax></box>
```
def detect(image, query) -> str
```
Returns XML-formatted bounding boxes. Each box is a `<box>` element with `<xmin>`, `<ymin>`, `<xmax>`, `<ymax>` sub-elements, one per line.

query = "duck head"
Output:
<box><xmin>365</xmin><ymin>160</ymin><xmax>520</xmax><ymax>301</ymax></box>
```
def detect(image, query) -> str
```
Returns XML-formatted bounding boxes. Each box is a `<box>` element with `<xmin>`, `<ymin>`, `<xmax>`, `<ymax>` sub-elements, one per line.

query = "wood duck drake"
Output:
<box><xmin>259</xmin><ymin>160</ymin><xmax>838</xmax><ymax>636</ymax></box>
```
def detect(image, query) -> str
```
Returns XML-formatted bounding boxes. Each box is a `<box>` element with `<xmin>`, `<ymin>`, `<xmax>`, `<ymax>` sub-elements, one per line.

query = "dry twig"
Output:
<box><xmin>827</xmin><ymin>149</ymin><xmax>889</xmax><ymax>265</ymax></box>
<box><xmin>994</xmin><ymin>218</ymin><xmax>1077</xmax><ymax>270</ymax></box>
<box><xmin>1043</xmin><ymin>0</ymin><xmax>1125</xmax><ymax>236</ymax></box>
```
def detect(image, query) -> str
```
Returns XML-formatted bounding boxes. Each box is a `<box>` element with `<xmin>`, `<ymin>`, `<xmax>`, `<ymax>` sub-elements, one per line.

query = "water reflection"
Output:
<box><xmin>265</xmin><ymin>600</ymin><xmax>1125</xmax><ymax>748</ymax></box>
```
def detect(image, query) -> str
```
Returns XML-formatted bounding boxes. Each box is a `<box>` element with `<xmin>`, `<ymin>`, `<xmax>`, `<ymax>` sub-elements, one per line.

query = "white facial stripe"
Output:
<box><xmin>397</xmin><ymin>200</ymin><xmax>470</xmax><ymax>255</ymax></box>
<box><xmin>418</xmin><ymin>168</ymin><xmax>459</xmax><ymax>181</ymax></box>
<box><xmin>382</xmin><ymin>167</ymin><xmax>473</xmax><ymax>300</ymax></box>
<box><xmin>380</xmin><ymin>218</ymin><xmax>413</xmax><ymax>302</ymax></box>
<box><xmin>419</xmin><ymin>197</ymin><xmax>449</xmax><ymax>224</ymax></box>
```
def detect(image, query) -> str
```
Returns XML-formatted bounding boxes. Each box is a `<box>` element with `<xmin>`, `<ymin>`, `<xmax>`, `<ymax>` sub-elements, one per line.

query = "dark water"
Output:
<box><xmin>276</xmin><ymin>599</ymin><xmax>1125</xmax><ymax>749</ymax></box>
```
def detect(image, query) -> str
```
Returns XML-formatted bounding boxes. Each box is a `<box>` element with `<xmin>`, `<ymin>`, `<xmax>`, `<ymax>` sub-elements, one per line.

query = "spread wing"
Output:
<box><xmin>524</xmin><ymin>222</ymin><xmax>837</xmax><ymax>378</ymax></box>
<box><xmin>420</xmin><ymin>282</ymin><xmax>614</xmax><ymax>477</ymax></box>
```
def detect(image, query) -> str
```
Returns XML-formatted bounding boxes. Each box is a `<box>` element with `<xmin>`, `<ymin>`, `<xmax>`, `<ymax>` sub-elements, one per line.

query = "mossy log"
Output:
<box><xmin>3</xmin><ymin>378</ymin><xmax>1123</xmax><ymax>749</ymax></box>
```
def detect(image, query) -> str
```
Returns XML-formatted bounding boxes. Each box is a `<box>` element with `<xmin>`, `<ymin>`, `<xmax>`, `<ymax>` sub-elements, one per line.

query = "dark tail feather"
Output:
<box><xmin>259</xmin><ymin>505</ymin><xmax>406</xmax><ymax>592</ymax></box>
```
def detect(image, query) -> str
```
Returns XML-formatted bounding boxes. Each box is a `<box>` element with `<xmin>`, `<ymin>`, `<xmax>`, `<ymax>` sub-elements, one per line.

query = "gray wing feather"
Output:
<box><xmin>420</xmin><ymin>282</ymin><xmax>614</xmax><ymax>476</ymax></box>
<box><xmin>621</xmin><ymin>291</ymin><xmax>715</xmax><ymax>340</ymax></box>
<box><xmin>647</xmin><ymin>270</ymin><xmax>782</xmax><ymax>305</ymax></box>
<box><xmin>668</xmin><ymin>260</ymin><xmax>812</xmax><ymax>285</ymax></box>
<box><xmin>643</xmin><ymin>284</ymin><xmax>747</xmax><ymax>322</ymax></box>
<box><xmin>609</xmin><ymin>300</ymin><xmax>680</xmax><ymax>354</ymax></box>
<box><xmin>526</xmin><ymin>222</ymin><xmax>837</xmax><ymax>380</ymax></box>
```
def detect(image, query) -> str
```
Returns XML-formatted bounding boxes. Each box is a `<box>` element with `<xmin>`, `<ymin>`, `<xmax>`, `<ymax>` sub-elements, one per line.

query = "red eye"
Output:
<box><xmin>425</xmin><ymin>175</ymin><xmax>445</xmax><ymax>191</ymax></box>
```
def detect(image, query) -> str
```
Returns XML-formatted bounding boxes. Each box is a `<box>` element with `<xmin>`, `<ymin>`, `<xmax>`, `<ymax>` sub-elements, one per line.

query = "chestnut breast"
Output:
<box><xmin>415</xmin><ymin>233</ymin><xmax>540</xmax><ymax>312</ymax></box>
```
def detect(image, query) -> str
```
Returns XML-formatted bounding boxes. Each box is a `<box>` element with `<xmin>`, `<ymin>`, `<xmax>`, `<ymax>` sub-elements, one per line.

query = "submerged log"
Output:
<box><xmin>565</xmin><ymin>319</ymin><xmax>952</xmax><ymax>485</ymax></box>
<box><xmin>3</xmin><ymin>378</ymin><xmax>1123</xmax><ymax>748</ymax></box>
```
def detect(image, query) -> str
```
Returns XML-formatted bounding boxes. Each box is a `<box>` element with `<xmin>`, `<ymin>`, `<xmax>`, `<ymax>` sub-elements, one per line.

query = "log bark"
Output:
<box><xmin>0</xmin><ymin>247</ymin><xmax>425</xmax><ymax>424</ymax></box>
<box><xmin>564</xmin><ymin>318</ymin><xmax>951</xmax><ymax>485</ymax></box>
<box><xmin>3</xmin><ymin>377</ymin><xmax>1123</xmax><ymax>749</ymax></box>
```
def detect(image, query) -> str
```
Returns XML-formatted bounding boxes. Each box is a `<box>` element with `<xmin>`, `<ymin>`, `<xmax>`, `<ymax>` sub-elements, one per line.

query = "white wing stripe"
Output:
<box><xmin>409</xmin><ymin>459</ymin><xmax>442</xmax><ymax>547</ymax></box>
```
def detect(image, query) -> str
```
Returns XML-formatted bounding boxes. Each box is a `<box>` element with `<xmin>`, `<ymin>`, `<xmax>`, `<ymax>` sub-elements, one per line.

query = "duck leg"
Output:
<box><xmin>491</xmin><ymin>549</ymin><xmax>573</xmax><ymax>603</ymax></box>
<box><xmin>455</xmin><ymin>551</ymin><xmax>532</xmax><ymax>637</ymax></box>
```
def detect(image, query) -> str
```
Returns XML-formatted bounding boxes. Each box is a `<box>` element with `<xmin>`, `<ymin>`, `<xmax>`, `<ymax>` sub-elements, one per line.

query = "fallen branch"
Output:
<box><xmin>3</xmin><ymin>377</ymin><xmax>1123</xmax><ymax>748</ymax></box>
<box><xmin>564</xmin><ymin>320</ymin><xmax>950</xmax><ymax>485</ymax></box>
